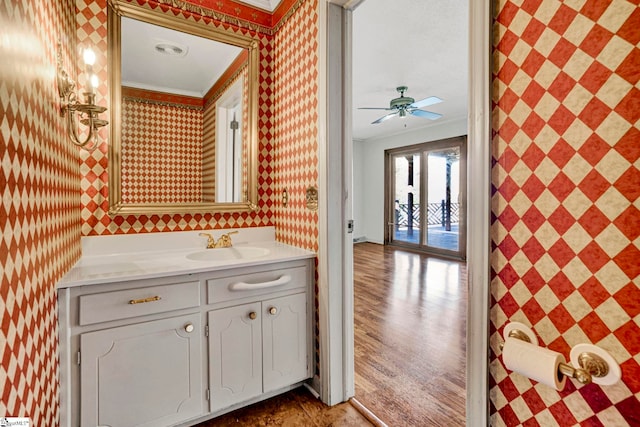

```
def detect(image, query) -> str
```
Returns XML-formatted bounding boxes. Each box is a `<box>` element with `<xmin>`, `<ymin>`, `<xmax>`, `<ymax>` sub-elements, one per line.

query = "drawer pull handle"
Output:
<box><xmin>269</xmin><ymin>307</ymin><xmax>277</xmax><ymax>315</ymax></box>
<box><xmin>229</xmin><ymin>275</ymin><xmax>292</xmax><ymax>291</ymax></box>
<box><xmin>129</xmin><ymin>296</ymin><xmax>162</xmax><ymax>305</ymax></box>
<box><xmin>249</xmin><ymin>311</ymin><xmax>257</xmax><ymax>320</ymax></box>
<box><xmin>184</xmin><ymin>323</ymin><xmax>194</xmax><ymax>333</ymax></box>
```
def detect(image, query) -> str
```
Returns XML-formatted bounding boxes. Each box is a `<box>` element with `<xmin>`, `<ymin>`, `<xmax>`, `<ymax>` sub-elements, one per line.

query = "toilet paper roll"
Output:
<box><xmin>502</xmin><ymin>337</ymin><xmax>567</xmax><ymax>391</ymax></box>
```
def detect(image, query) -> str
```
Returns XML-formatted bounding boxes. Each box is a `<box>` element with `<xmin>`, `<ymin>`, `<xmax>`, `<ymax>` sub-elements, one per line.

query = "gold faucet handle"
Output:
<box><xmin>199</xmin><ymin>232</ymin><xmax>216</xmax><ymax>248</ymax></box>
<box><xmin>225</xmin><ymin>231</ymin><xmax>239</xmax><ymax>244</ymax></box>
<box><xmin>216</xmin><ymin>231</ymin><xmax>239</xmax><ymax>248</ymax></box>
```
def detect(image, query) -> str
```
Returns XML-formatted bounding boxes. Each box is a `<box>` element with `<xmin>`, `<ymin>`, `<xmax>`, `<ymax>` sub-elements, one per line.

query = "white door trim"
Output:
<box><xmin>317</xmin><ymin>0</ymin><xmax>355</xmax><ymax>405</ymax></box>
<box><xmin>466</xmin><ymin>0</ymin><xmax>491</xmax><ymax>425</ymax></box>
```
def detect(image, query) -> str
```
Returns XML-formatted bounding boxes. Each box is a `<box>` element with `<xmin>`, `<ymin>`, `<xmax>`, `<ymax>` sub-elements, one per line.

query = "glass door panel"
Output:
<box><xmin>425</xmin><ymin>147</ymin><xmax>461</xmax><ymax>252</ymax></box>
<box><xmin>391</xmin><ymin>153</ymin><xmax>421</xmax><ymax>244</ymax></box>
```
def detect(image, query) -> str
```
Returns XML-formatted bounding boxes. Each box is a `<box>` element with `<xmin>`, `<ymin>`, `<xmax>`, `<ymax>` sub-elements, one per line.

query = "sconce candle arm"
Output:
<box><xmin>64</xmin><ymin>95</ymin><xmax>107</xmax><ymax>148</ymax></box>
<box><xmin>57</xmin><ymin>46</ymin><xmax>108</xmax><ymax>150</ymax></box>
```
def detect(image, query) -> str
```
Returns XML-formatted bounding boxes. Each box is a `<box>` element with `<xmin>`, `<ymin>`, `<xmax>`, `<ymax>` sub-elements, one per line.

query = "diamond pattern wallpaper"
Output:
<box><xmin>273</xmin><ymin>0</ymin><xmax>320</xmax><ymax>252</ymax></box>
<box><xmin>491</xmin><ymin>0</ymin><xmax>639</xmax><ymax>425</ymax></box>
<box><xmin>77</xmin><ymin>0</ymin><xmax>276</xmax><ymax>235</ymax></box>
<box><xmin>0</xmin><ymin>0</ymin><xmax>79</xmax><ymax>424</ymax></box>
<box><xmin>121</xmin><ymin>92</ymin><xmax>204</xmax><ymax>204</ymax></box>
<box><xmin>203</xmin><ymin>89</ymin><xmax>217</xmax><ymax>202</ymax></box>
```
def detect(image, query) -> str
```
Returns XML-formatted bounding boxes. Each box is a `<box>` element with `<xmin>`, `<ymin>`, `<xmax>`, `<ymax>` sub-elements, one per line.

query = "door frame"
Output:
<box><xmin>317</xmin><ymin>0</ymin><xmax>355</xmax><ymax>405</ymax></box>
<box><xmin>465</xmin><ymin>1</ymin><xmax>491</xmax><ymax>424</ymax></box>
<box><xmin>384</xmin><ymin>136</ymin><xmax>468</xmax><ymax>259</ymax></box>
<box><xmin>320</xmin><ymin>0</ymin><xmax>491</xmax><ymax>424</ymax></box>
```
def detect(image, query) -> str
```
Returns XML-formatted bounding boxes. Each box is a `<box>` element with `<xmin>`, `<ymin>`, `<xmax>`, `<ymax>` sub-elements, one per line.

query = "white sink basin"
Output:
<box><xmin>186</xmin><ymin>247</ymin><xmax>270</xmax><ymax>262</ymax></box>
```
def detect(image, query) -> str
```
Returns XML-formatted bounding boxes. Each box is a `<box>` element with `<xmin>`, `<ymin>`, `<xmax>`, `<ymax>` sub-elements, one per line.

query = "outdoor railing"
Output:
<box><xmin>396</xmin><ymin>201</ymin><xmax>459</xmax><ymax>228</ymax></box>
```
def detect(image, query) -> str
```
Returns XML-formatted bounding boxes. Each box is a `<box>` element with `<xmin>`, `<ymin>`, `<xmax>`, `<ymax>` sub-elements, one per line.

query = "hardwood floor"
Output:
<box><xmin>197</xmin><ymin>387</ymin><xmax>372</xmax><ymax>426</ymax></box>
<box><xmin>196</xmin><ymin>243</ymin><xmax>467</xmax><ymax>426</ymax></box>
<box><xmin>353</xmin><ymin>243</ymin><xmax>467</xmax><ymax>426</ymax></box>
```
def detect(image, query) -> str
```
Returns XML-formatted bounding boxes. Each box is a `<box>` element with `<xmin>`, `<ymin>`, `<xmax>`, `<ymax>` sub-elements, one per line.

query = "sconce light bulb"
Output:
<box><xmin>90</xmin><ymin>74</ymin><xmax>99</xmax><ymax>89</ymax></box>
<box><xmin>83</xmin><ymin>48</ymin><xmax>96</xmax><ymax>66</ymax></box>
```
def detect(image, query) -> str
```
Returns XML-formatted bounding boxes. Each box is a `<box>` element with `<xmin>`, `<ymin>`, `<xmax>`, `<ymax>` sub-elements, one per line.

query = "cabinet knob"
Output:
<box><xmin>249</xmin><ymin>312</ymin><xmax>257</xmax><ymax>320</ymax></box>
<box><xmin>269</xmin><ymin>307</ymin><xmax>277</xmax><ymax>315</ymax></box>
<box><xmin>184</xmin><ymin>323</ymin><xmax>194</xmax><ymax>333</ymax></box>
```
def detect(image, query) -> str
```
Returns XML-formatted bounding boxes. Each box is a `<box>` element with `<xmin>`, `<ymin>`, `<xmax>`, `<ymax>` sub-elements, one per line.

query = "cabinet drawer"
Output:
<box><xmin>79</xmin><ymin>281</ymin><xmax>200</xmax><ymax>325</ymax></box>
<box><xmin>207</xmin><ymin>267</ymin><xmax>307</xmax><ymax>304</ymax></box>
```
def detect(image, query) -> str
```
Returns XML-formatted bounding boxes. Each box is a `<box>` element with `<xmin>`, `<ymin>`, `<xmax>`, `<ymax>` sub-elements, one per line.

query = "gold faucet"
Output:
<box><xmin>199</xmin><ymin>231</ymin><xmax>239</xmax><ymax>249</ymax></box>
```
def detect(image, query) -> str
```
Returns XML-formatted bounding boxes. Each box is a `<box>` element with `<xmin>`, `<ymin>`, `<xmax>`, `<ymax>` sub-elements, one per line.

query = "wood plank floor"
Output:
<box><xmin>196</xmin><ymin>243</ymin><xmax>467</xmax><ymax>426</ymax></box>
<box><xmin>353</xmin><ymin>243</ymin><xmax>467</xmax><ymax>426</ymax></box>
<box><xmin>197</xmin><ymin>386</ymin><xmax>372</xmax><ymax>426</ymax></box>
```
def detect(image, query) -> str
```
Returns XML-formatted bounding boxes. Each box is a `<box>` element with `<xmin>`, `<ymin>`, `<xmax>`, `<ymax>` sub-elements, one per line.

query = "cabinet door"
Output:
<box><xmin>80</xmin><ymin>313</ymin><xmax>203</xmax><ymax>427</ymax></box>
<box><xmin>262</xmin><ymin>293</ymin><xmax>309</xmax><ymax>392</ymax></box>
<box><xmin>208</xmin><ymin>303</ymin><xmax>262</xmax><ymax>412</ymax></box>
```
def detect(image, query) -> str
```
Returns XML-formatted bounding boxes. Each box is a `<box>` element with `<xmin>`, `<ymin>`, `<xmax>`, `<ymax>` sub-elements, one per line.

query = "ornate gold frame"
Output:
<box><xmin>107</xmin><ymin>0</ymin><xmax>259</xmax><ymax>215</ymax></box>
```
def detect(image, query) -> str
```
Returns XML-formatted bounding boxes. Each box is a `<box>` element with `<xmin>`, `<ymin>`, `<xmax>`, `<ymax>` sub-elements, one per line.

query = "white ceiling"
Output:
<box><xmin>352</xmin><ymin>0</ymin><xmax>469</xmax><ymax>141</ymax></box>
<box><xmin>121</xmin><ymin>17</ymin><xmax>243</xmax><ymax>98</ymax></box>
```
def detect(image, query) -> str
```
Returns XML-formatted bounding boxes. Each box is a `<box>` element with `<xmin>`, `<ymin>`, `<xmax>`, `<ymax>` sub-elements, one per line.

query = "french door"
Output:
<box><xmin>385</xmin><ymin>136</ymin><xmax>467</xmax><ymax>259</ymax></box>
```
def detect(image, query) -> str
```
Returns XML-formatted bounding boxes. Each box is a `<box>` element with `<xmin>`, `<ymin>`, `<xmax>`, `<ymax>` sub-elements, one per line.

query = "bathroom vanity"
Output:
<box><xmin>57</xmin><ymin>228</ymin><xmax>315</xmax><ymax>427</ymax></box>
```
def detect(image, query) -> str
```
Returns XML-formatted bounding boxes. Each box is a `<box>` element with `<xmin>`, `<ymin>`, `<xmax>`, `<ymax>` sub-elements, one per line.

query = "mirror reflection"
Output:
<box><xmin>108</xmin><ymin>0</ymin><xmax>259</xmax><ymax>215</ymax></box>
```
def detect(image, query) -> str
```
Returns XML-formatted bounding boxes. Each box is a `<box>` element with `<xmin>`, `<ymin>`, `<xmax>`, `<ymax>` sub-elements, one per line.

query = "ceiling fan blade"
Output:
<box><xmin>358</xmin><ymin>107</ymin><xmax>393</xmax><ymax>110</ymax></box>
<box><xmin>410</xmin><ymin>96</ymin><xmax>443</xmax><ymax>109</ymax></box>
<box><xmin>410</xmin><ymin>109</ymin><xmax>442</xmax><ymax>120</ymax></box>
<box><xmin>372</xmin><ymin>111</ymin><xmax>398</xmax><ymax>124</ymax></box>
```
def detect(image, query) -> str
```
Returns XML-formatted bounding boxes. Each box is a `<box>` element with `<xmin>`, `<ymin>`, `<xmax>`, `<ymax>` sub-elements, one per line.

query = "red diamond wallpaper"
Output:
<box><xmin>491</xmin><ymin>0</ymin><xmax>639</xmax><ymax>425</ymax></box>
<box><xmin>1</xmin><ymin>0</ymin><xmax>79</xmax><ymax>424</ymax></box>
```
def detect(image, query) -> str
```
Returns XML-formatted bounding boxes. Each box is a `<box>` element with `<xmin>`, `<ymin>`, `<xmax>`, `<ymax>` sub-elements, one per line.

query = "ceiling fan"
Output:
<box><xmin>359</xmin><ymin>86</ymin><xmax>443</xmax><ymax>124</ymax></box>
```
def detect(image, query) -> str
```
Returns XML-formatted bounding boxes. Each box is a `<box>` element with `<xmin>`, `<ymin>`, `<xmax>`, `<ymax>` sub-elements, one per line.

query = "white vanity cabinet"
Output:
<box><xmin>58</xmin><ymin>277</ymin><xmax>204</xmax><ymax>427</ymax></box>
<box><xmin>206</xmin><ymin>263</ymin><xmax>312</xmax><ymax>413</ymax></box>
<box><xmin>58</xmin><ymin>254</ymin><xmax>314</xmax><ymax>427</ymax></box>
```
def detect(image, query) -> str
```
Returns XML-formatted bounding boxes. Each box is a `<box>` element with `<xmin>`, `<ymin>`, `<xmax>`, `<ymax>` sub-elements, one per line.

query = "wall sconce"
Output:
<box><xmin>57</xmin><ymin>46</ymin><xmax>108</xmax><ymax>150</ymax></box>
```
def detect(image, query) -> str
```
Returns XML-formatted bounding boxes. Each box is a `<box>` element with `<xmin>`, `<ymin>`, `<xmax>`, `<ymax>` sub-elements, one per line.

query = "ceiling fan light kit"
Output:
<box><xmin>359</xmin><ymin>86</ymin><xmax>443</xmax><ymax>125</ymax></box>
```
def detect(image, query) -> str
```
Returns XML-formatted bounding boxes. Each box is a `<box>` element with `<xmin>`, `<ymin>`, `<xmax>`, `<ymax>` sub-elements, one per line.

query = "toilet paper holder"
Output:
<box><xmin>500</xmin><ymin>322</ymin><xmax>619</xmax><ymax>386</ymax></box>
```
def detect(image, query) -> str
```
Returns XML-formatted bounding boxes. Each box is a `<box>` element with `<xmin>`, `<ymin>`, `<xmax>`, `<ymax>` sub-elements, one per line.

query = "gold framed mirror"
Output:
<box><xmin>107</xmin><ymin>0</ymin><xmax>259</xmax><ymax>215</ymax></box>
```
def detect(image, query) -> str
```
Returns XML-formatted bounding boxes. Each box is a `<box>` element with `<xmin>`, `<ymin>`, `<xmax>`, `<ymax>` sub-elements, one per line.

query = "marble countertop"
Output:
<box><xmin>57</xmin><ymin>228</ymin><xmax>315</xmax><ymax>288</ymax></box>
